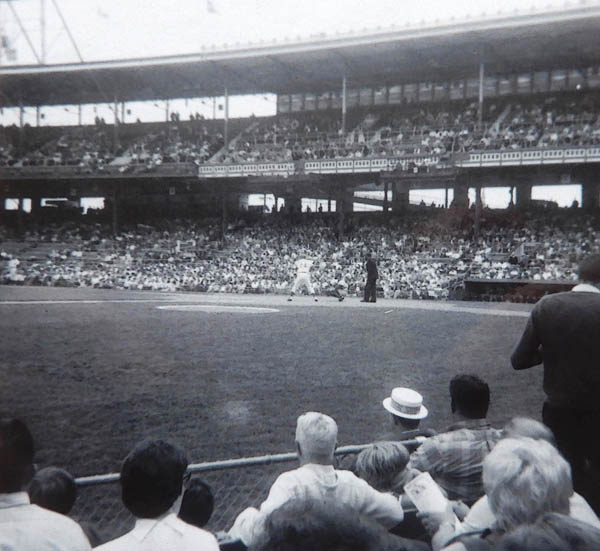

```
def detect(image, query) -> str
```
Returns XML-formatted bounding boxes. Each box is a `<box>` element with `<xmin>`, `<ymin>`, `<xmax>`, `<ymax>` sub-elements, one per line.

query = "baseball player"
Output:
<box><xmin>287</xmin><ymin>257</ymin><xmax>318</xmax><ymax>302</ymax></box>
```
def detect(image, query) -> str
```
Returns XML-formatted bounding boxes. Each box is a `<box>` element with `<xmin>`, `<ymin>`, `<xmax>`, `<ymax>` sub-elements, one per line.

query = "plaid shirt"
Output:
<box><xmin>407</xmin><ymin>419</ymin><xmax>502</xmax><ymax>504</ymax></box>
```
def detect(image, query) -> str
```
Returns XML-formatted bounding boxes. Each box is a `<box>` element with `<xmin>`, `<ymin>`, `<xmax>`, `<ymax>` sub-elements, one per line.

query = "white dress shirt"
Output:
<box><xmin>95</xmin><ymin>511</ymin><xmax>219</xmax><ymax>551</ymax></box>
<box><xmin>0</xmin><ymin>492</ymin><xmax>92</xmax><ymax>551</ymax></box>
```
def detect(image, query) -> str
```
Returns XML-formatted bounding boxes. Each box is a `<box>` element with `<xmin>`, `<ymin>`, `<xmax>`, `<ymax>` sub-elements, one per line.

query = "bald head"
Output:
<box><xmin>295</xmin><ymin>412</ymin><xmax>338</xmax><ymax>465</ymax></box>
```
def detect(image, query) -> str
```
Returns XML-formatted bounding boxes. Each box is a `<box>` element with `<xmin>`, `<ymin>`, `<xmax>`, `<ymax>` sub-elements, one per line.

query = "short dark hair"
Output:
<box><xmin>449</xmin><ymin>374</ymin><xmax>490</xmax><ymax>419</ymax></box>
<box><xmin>578</xmin><ymin>254</ymin><xmax>600</xmax><ymax>284</ymax></box>
<box><xmin>0</xmin><ymin>418</ymin><xmax>35</xmax><ymax>493</ymax></box>
<box><xmin>178</xmin><ymin>478</ymin><xmax>214</xmax><ymax>528</ymax></box>
<box><xmin>251</xmin><ymin>499</ymin><xmax>390</xmax><ymax>551</ymax></box>
<box><xmin>28</xmin><ymin>466</ymin><xmax>77</xmax><ymax>515</ymax></box>
<box><xmin>120</xmin><ymin>439</ymin><xmax>188</xmax><ymax>518</ymax></box>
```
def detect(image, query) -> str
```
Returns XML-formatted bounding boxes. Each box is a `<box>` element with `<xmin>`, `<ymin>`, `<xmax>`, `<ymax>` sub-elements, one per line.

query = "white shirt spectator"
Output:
<box><xmin>230</xmin><ymin>463</ymin><xmax>403</xmax><ymax>545</ymax></box>
<box><xmin>95</xmin><ymin>512</ymin><xmax>219</xmax><ymax>551</ymax></box>
<box><xmin>0</xmin><ymin>492</ymin><xmax>91</xmax><ymax>551</ymax></box>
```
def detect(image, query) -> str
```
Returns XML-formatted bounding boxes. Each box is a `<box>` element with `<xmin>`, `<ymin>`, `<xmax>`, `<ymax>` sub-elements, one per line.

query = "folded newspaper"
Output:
<box><xmin>403</xmin><ymin>471</ymin><xmax>450</xmax><ymax>513</ymax></box>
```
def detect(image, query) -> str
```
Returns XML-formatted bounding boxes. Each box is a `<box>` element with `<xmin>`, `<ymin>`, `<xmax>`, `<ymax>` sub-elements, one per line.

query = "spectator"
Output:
<box><xmin>229</xmin><ymin>412</ymin><xmax>404</xmax><ymax>546</ymax></box>
<box><xmin>28</xmin><ymin>466</ymin><xmax>76</xmax><ymax>515</ymax></box>
<box><xmin>0</xmin><ymin>418</ymin><xmax>91</xmax><ymax>551</ymax></box>
<box><xmin>380</xmin><ymin>387</ymin><xmax>435</xmax><ymax>443</ymax></box>
<box><xmin>249</xmin><ymin>498</ymin><xmax>429</xmax><ymax>551</ymax></box>
<box><xmin>407</xmin><ymin>375</ymin><xmax>502</xmax><ymax>504</ymax></box>
<box><xmin>353</xmin><ymin>441</ymin><xmax>413</xmax><ymax>494</ymax></box>
<box><xmin>511</xmin><ymin>253</ymin><xmax>600</xmax><ymax>513</ymax></box>
<box><xmin>178</xmin><ymin>477</ymin><xmax>214</xmax><ymax>529</ymax></box>
<box><xmin>495</xmin><ymin>512</ymin><xmax>600</xmax><ymax>551</ymax></box>
<box><xmin>438</xmin><ymin>438</ymin><xmax>573</xmax><ymax>550</ymax></box>
<box><xmin>424</xmin><ymin>418</ymin><xmax>600</xmax><ymax>549</ymax></box>
<box><xmin>28</xmin><ymin>466</ymin><xmax>103</xmax><ymax>547</ymax></box>
<box><xmin>96</xmin><ymin>439</ymin><xmax>219</xmax><ymax>550</ymax></box>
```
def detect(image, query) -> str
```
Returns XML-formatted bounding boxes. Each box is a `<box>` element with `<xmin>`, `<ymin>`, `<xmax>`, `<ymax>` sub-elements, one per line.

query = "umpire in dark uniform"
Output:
<box><xmin>511</xmin><ymin>253</ymin><xmax>600</xmax><ymax>513</ymax></box>
<box><xmin>362</xmin><ymin>252</ymin><xmax>378</xmax><ymax>303</ymax></box>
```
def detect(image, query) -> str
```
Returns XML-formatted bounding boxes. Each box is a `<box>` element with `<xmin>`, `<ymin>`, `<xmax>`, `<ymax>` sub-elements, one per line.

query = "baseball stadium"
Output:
<box><xmin>1</xmin><ymin>1</ymin><xmax>600</xmax><ymax>548</ymax></box>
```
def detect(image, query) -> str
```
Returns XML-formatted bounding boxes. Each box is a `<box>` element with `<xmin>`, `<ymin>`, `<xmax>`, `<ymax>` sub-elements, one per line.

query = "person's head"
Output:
<box><xmin>496</xmin><ymin>513</ymin><xmax>600</xmax><ymax>551</ymax></box>
<box><xmin>383</xmin><ymin>387</ymin><xmax>428</xmax><ymax>430</ymax></box>
<box><xmin>449</xmin><ymin>374</ymin><xmax>490</xmax><ymax>419</ymax></box>
<box><xmin>120</xmin><ymin>439</ymin><xmax>188</xmax><ymax>519</ymax></box>
<box><xmin>578</xmin><ymin>254</ymin><xmax>600</xmax><ymax>285</ymax></box>
<box><xmin>28</xmin><ymin>466</ymin><xmax>77</xmax><ymax>515</ymax></box>
<box><xmin>178</xmin><ymin>477</ymin><xmax>214</xmax><ymax>528</ymax></box>
<box><xmin>353</xmin><ymin>441</ymin><xmax>410</xmax><ymax>492</ymax></box>
<box><xmin>503</xmin><ymin>417</ymin><xmax>556</xmax><ymax>446</ymax></box>
<box><xmin>483</xmin><ymin>438</ymin><xmax>572</xmax><ymax>532</ymax></box>
<box><xmin>250</xmin><ymin>498</ymin><xmax>392</xmax><ymax>551</ymax></box>
<box><xmin>0</xmin><ymin>418</ymin><xmax>35</xmax><ymax>493</ymax></box>
<box><xmin>295</xmin><ymin>412</ymin><xmax>337</xmax><ymax>465</ymax></box>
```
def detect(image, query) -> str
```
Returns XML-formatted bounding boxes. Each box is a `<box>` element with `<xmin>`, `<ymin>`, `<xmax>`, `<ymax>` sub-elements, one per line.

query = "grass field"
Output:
<box><xmin>0</xmin><ymin>285</ymin><xmax>544</xmax><ymax>479</ymax></box>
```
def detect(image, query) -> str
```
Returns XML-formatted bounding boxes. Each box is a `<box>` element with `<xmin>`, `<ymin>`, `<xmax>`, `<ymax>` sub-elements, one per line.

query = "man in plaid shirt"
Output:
<box><xmin>407</xmin><ymin>375</ymin><xmax>501</xmax><ymax>505</ymax></box>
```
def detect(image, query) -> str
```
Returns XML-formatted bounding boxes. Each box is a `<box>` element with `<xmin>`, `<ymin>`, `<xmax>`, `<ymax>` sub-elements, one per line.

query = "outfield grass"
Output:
<box><xmin>0</xmin><ymin>285</ymin><xmax>543</xmax><ymax>478</ymax></box>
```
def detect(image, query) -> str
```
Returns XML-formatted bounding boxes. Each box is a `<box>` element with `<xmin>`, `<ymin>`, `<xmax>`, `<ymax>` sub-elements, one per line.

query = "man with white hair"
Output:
<box><xmin>229</xmin><ymin>412</ymin><xmax>404</xmax><ymax>546</ymax></box>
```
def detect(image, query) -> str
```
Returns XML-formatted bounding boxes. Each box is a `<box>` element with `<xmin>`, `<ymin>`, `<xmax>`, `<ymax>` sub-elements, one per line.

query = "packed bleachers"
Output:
<box><xmin>1</xmin><ymin>208</ymin><xmax>597</xmax><ymax>300</ymax></box>
<box><xmin>3</xmin><ymin>90</ymin><xmax>600</xmax><ymax>170</ymax></box>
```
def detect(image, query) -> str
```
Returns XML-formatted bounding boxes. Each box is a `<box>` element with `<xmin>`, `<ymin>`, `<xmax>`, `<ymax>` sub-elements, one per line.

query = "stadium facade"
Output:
<box><xmin>1</xmin><ymin>4</ymin><xmax>600</xmax><ymax>227</ymax></box>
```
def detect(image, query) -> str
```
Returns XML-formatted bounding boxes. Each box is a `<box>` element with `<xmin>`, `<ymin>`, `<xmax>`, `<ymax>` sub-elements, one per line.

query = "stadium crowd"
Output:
<box><xmin>2</xmin><ymin>89</ymin><xmax>600</xmax><ymax>169</ymax></box>
<box><xmin>1</xmin><ymin>209</ymin><xmax>597</xmax><ymax>300</ymax></box>
<box><xmin>4</xmin><ymin>372</ymin><xmax>600</xmax><ymax>549</ymax></box>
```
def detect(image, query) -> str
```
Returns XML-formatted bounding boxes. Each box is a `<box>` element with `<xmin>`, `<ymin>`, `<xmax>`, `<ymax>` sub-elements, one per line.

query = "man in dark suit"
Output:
<box><xmin>362</xmin><ymin>252</ymin><xmax>378</xmax><ymax>303</ymax></box>
<box><xmin>511</xmin><ymin>253</ymin><xmax>600</xmax><ymax>513</ymax></box>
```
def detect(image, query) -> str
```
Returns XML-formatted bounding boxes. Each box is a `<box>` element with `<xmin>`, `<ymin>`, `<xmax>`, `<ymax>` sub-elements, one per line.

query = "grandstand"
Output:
<box><xmin>2</xmin><ymin>3</ymin><xmax>600</xmax><ymax>546</ymax></box>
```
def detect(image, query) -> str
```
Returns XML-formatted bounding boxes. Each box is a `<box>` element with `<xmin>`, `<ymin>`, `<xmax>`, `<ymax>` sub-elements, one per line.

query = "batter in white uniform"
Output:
<box><xmin>287</xmin><ymin>258</ymin><xmax>318</xmax><ymax>301</ymax></box>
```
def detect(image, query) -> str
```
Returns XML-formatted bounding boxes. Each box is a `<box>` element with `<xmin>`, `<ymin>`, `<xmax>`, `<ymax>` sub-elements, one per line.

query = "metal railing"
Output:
<box><xmin>70</xmin><ymin>444</ymin><xmax>374</xmax><ymax>546</ymax></box>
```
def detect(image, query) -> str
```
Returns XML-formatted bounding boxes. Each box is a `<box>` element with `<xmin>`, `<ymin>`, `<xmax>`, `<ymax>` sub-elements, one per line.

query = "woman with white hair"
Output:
<box><xmin>439</xmin><ymin>437</ymin><xmax>573</xmax><ymax>550</ymax></box>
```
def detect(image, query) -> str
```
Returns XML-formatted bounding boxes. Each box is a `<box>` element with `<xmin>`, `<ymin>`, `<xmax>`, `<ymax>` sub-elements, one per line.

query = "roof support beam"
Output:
<box><xmin>7</xmin><ymin>0</ymin><xmax>42</xmax><ymax>64</ymax></box>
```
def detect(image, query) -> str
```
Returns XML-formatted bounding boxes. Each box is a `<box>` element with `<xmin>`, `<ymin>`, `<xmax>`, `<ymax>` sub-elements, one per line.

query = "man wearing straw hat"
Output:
<box><xmin>381</xmin><ymin>387</ymin><xmax>436</xmax><ymax>444</ymax></box>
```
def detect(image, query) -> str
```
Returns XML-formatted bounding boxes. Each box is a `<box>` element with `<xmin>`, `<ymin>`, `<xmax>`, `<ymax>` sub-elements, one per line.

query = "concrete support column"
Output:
<box><xmin>516</xmin><ymin>182</ymin><xmax>532</xmax><ymax>207</ymax></box>
<box><xmin>582</xmin><ymin>183</ymin><xmax>600</xmax><ymax>211</ymax></box>
<box><xmin>452</xmin><ymin>185</ymin><xmax>469</xmax><ymax>208</ymax></box>
<box><xmin>30</xmin><ymin>195</ymin><xmax>42</xmax><ymax>215</ymax></box>
<box><xmin>111</xmin><ymin>187</ymin><xmax>119</xmax><ymax>235</ymax></box>
<box><xmin>283</xmin><ymin>194</ymin><xmax>302</xmax><ymax>214</ymax></box>
<box><xmin>392</xmin><ymin>182</ymin><xmax>409</xmax><ymax>211</ymax></box>
<box><xmin>383</xmin><ymin>180</ymin><xmax>389</xmax><ymax>213</ymax></box>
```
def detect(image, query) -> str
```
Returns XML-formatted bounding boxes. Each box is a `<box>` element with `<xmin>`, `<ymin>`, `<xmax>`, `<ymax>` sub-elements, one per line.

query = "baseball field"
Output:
<box><xmin>0</xmin><ymin>285</ymin><xmax>544</xmax><ymax>537</ymax></box>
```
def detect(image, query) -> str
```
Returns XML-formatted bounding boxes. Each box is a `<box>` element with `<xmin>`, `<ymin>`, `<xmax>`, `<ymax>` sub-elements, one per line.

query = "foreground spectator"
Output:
<box><xmin>495</xmin><ymin>512</ymin><xmax>600</xmax><ymax>551</ymax></box>
<box><xmin>380</xmin><ymin>386</ymin><xmax>435</xmax><ymax>443</ymax></box>
<box><xmin>178</xmin><ymin>477</ymin><xmax>214</xmax><ymax>529</ymax></box>
<box><xmin>439</xmin><ymin>437</ymin><xmax>573</xmax><ymax>550</ymax></box>
<box><xmin>96</xmin><ymin>439</ymin><xmax>219</xmax><ymax>550</ymax></box>
<box><xmin>424</xmin><ymin>417</ymin><xmax>600</xmax><ymax>549</ymax></box>
<box><xmin>28</xmin><ymin>466</ymin><xmax>77</xmax><ymax>515</ymax></box>
<box><xmin>407</xmin><ymin>375</ymin><xmax>501</xmax><ymax>504</ymax></box>
<box><xmin>229</xmin><ymin>412</ymin><xmax>404</xmax><ymax>546</ymax></box>
<box><xmin>353</xmin><ymin>441</ymin><xmax>413</xmax><ymax>495</ymax></box>
<box><xmin>511</xmin><ymin>253</ymin><xmax>600</xmax><ymax>513</ymax></box>
<box><xmin>0</xmin><ymin>418</ymin><xmax>91</xmax><ymax>551</ymax></box>
<box><xmin>28</xmin><ymin>466</ymin><xmax>103</xmax><ymax>546</ymax></box>
<box><xmin>249</xmin><ymin>499</ymin><xmax>429</xmax><ymax>551</ymax></box>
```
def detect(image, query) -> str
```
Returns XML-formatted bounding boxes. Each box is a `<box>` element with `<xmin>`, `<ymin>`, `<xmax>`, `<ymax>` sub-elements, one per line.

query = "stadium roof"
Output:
<box><xmin>1</xmin><ymin>5</ymin><xmax>600</xmax><ymax>108</ymax></box>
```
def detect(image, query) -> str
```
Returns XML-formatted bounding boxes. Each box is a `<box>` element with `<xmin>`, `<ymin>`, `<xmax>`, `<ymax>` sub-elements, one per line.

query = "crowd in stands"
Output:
<box><xmin>1</xmin><ymin>208</ymin><xmax>597</xmax><ymax>301</ymax></box>
<box><xmin>2</xmin><ymin>89</ymin><xmax>600</xmax><ymax>169</ymax></box>
<box><xmin>4</xmin><ymin>372</ymin><xmax>600</xmax><ymax>549</ymax></box>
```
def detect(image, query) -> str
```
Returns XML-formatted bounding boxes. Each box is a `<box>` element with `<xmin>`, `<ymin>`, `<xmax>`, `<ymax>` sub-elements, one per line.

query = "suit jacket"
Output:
<box><xmin>366</xmin><ymin>258</ymin><xmax>378</xmax><ymax>280</ymax></box>
<box><xmin>511</xmin><ymin>286</ymin><xmax>600</xmax><ymax>411</ymax></box>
